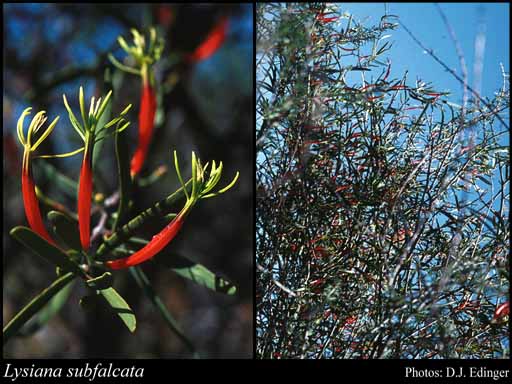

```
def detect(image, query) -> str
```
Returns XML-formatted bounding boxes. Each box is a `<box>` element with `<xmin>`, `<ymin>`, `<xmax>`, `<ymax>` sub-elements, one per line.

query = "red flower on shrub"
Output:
<box><xmin>335</xmin><ymin>185</ymin><xmax>350</xmax><ymax>193</ymax></box>
<box><xmin>345</xmin><ymin>316</ymin><xmax>357</xmax><ymax>326</ymax></box>
<box><xmin>494</xmin><ymin>302</ymin><xmax>509</xmax><ymax>320</ymax></box>
<box><xmin>188</xmin><ymin>17</ymin><xmax>229</xmax><ymax>63</ymax></box>
<box><xmin>107</xmin><ymin>212</ymin><xmax>185</xmax><ymax>270</ymax></box>
<box><xmin>17</xmin><ymin>108</ymin><xmax>60</xmax><ymax>246</ymax></box>
<box><xmin>78</xmin><ymin>151</ymin><xmax>93</xmax><ymax>250</ymax></box>
<box><xmin>130</xmin><ymin>83</ymin><xmax>158</xmax><ymax>177</ymax></box>
<box><xmin>310</xmin><ymin>278</ymin><xmax>325</xmax><ymax>287</ymax></box>
<box><xmin>106</xmin><ymin>151</ymin><xmax>239</xmax><ymax>269</ymax></box>
<box><xmin>316</xmin><ymin>14</ymin><xmax>338</xmax><ymax>23</ymax></box>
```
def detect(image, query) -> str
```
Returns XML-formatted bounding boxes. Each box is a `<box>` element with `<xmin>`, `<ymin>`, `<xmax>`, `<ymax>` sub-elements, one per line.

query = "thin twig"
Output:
<box><xmin>257</xmin><ymin>263</ymin><xmax>297</xmax><ymax>297</ymax></box>
<box><xmin>398</xmin><ymin>19</ymin><xmax>509</xmax><ymax>130</ymax></box>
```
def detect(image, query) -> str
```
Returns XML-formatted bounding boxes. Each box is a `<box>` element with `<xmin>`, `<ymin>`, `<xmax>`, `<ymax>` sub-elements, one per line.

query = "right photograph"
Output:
<box><xmin>256</xmin><ymin>3</ymin><xmax>509</xmax><ymax>359</ymax></box>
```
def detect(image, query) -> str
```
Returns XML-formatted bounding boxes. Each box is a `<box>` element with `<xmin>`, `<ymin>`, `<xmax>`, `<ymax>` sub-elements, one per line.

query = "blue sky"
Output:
<box><xmin>345</xmin><ymin>3</ymin><xmax>509</xmax><ymax>112</ymax></box>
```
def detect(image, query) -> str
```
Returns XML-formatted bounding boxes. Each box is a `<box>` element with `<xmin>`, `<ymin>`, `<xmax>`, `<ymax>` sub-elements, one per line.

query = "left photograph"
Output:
<box><xmin>3</xmin><ymin>3</ymin><xmax>253</xmax><ymax>358</ymax></box>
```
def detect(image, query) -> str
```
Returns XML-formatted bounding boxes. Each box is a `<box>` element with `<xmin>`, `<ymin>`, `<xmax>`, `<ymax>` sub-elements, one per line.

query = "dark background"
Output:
<box><xmin>3</xmin><ymin>3</ymin><xmax>253</xmax><ymax>358</ymax></box>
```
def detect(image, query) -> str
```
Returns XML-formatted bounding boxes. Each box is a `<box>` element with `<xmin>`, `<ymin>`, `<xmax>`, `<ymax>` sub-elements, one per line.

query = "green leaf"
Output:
<box><xmin>155</xmin><ymin>253</ymin><xmax>237</xmax><ymax>295</ymax></box>
<box><xmin>18</xmin><ymin>279</ymin><xmax>75</xmax><ymax>337</ymax></box>
<box><xmin>10</xmin><ymin>226</ymin><xmax>84</xmax><ymax>277</ymax></box>
<box><xmin>48</xmin><ymin>211</ymin><xmax>81</xmax><ymax>250</ymax></box>
<box><xmin>98</xmin><ymin>287</ymin><xmax>136</xmax><ymax>333</ymax></box>
<box><xmin>86</xmin><ymin>272</ymin><xmax>114</xmax><ymax>290</ymax></box>
<box><xmin>3</xmin><ymin>272</ymin><xmax>76</xmax><ymax>345</ymax></box>
<box><xmin>36</xmin><ymin>160</ymin><xmax>78</xmax><ymax>197</ymax></box>
<box><xmin>113</xmin><ymin>126</ymin><xmax>132</xmax><ymax>231</ymax></box>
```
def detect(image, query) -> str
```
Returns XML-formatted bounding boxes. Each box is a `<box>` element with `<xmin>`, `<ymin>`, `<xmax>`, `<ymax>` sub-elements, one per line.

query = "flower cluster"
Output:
<box><xmin>15</xmin><ymin>26</ymin><xmax>236</xmax><ymax>270</ymax></box>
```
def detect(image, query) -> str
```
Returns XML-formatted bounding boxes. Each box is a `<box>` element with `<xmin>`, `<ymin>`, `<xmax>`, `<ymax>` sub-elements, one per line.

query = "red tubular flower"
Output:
<box><xmin>360</xmin><ymin>84</ymin><xmax>376</xmax><ymax>92</ymax></box>
<box><xmin>424</xmin><ymin>92</ymin><xmax>442</xmax><ymax>97</ymax></box>
<box><xmin>17</xmin><ymin>109</ymin><xmax>60</xmax><ymax>246</ymax></box>
<box><xmin>107</xmin><ymin>150</ymin><xmax>239</xmax><ymax>270</ymax></box>
<box><xmin>335</xmin><ymin>185</ymin><xmax>350</xmax><ymax>193</ymax></box>
<box><xmin>316</xmin><ymin>15</ymin><xmax>338</xmax><ymax>23</ymax></box>
<box><xmin>310</xmin><ymin>279</ymin><xmax>325</xmax><ymax>287</ymax></box>
<box><xmin>130</xmin><ymin>82</ymin><xmax>158</xmax><ymax>177</ymax></box>
<box><xmin>494</xmin><ymin>302</ymin><xmax>509</xmax><ymax>320</ymax></box>
<box><xmin>22</xmin><ymin>165</ymin><xmax>55</xmax><ymax>245</ymax></box>
<box><xmin>157</xmin><ymin>5</ymin><xmax>173</xmax><ymax>28</ymax></box>
<box><xmin>63</xmin><ymin>87</ymin><xmax>131</xmax><ymax>251</ymax></box>
<box><xmin>78</xmin><ymin>152</ymin><xmax>93</xmax><ymax>250</ymax></box>
<box><xmin>106</xmin><ymin>212</ymin><xmax>185</xmax><ymax>270</ymax></box>
<box><xmin>109</xmin><ymin>28</ymin><xmax>162</xmax><ymax>177</ymax></box>
<box><xmin>187</xmin><ymin>17</ymin><xmax>229</xmax><ymax>63</ymax></box>
<box><xmin>345</xmin><ymin>316</ymin><xmax>357</xmax><ymax>325</ymax></box>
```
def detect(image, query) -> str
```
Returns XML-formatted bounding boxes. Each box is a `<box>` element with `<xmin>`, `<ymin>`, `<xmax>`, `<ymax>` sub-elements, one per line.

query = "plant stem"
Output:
<box><xmin>95</xmin><ymin>179</ymin><xmax>192</xmax><ymax>259</ymax></box>
<box><xmin>129</xmin><ymin>266</ymin><xmax>200</xmax><ymax>358</ymax></box>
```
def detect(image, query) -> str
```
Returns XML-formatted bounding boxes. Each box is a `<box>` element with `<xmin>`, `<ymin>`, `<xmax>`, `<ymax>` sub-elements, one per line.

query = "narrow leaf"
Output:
<box><xmin>48</xmin><ymin>211</ymin><xmax>81</xmax><ymax>250</ymax></box>
<box><xmin>10</xmin><ymin>226</ymin><xmax>84</xmax><ymax>276</ymax></box>
<box><xmin>36</xmin><ymin>160</ymin><xmax>78</xmax><ymax>197</ymax></box>
<box><xmin>18</xmin><ymin>279</ymin><xmax>75</xmax><ymax>336</ymax></box>
<box><xmin>113</xmin><ymin>127</ymin><xmax>132</xmax><ymax>231</ymax></box>
<box><xmin>98</xmin><ymin>287</ymin><xmax>136</xmax><ymax>333</ymax></box>
<box><xmin>155</xmin><ymin>253</ymin><xmax>237</xmax><ymax>295</ymax></box>
<box><xmin>86</xmin><ymin>272</ymin><xmax>114</xmax><ymax>290</ymax></box>
<box><xmin>3</xmin><ymin>272</ymin><xmax>76</xmax><ymax>344</ymax></box>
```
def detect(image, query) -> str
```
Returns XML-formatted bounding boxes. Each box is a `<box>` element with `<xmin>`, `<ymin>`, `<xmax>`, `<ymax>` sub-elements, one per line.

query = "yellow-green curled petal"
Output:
<box><xmin>79</xmin><ymin>86</ymin><xmax>87</xmax><ymax>127</ymax></box>
<box><xmin>36</xmin><ymin>146</ymin><xmax>85</xmax><ymax>159</ymax></box>
<box><xmin>17</xmin><ymin>107</ymin><xmax>33</xmax><ymax>145</ymax></box>
<box><xmin>117</xmin><ymin>36</ymin><xmax>131</xmax><ymax>53</ymax></box>
<box><xmin>120</xmin><ymin>103</ymin><xmax>132</xmax><ymax>116</ymax></box>
<box><xmin>26</xmin><ymin>110</ymin><xmax>47</xmax><ymax>146</ymax></box>
<box><xmin>217</xmin><ymin>171</ymin><xmax>240</xmax><ymax>194</ymax></box>
<box><xmin>32</xmin><ymin>116</ymin><xmax>59</xmax><ymax>151</ymax></box>
<box><xmin>174</xmin><ymin>150</ymin><xmax>189</xmax><ymax>200</ymax></box>
<box><xmin>96</xmin><ymin>90</ymin><xmax>113</xmax><ymax>121</ymax></box>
